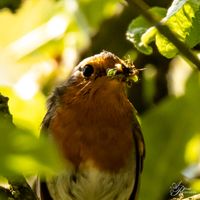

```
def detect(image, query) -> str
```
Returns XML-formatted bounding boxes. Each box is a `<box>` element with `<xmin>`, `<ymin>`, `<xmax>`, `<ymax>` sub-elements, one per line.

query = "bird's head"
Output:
<box><xmin>60</xmin><ymin>51</ymin><xmax>139</xmax><ymax>104</ymax></box>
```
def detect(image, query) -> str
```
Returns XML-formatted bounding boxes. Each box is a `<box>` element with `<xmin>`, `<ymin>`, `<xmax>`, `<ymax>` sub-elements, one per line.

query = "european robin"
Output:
<box><xmin>38</xmin><ymin>51</ymin><xmax>145</xmax><ymax>200</ymax></box>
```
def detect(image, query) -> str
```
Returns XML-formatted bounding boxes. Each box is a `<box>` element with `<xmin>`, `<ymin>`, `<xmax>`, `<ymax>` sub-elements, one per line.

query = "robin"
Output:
<box><xmin>38</xmin><ymin>51</ymin><xmax>145</xmax><ymax>200</ymax></box>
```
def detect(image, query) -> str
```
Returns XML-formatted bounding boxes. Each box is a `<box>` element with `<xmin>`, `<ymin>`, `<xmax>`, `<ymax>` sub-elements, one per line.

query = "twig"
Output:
<box><xmin>126</xmin><ymin>0</ymin><xmax>200</xmax><ymax>70</ymax></box>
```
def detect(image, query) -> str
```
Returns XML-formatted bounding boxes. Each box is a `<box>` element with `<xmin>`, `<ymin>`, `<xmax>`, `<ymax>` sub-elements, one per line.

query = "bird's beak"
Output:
<box><xmin>107</xmin><ymin>63</ymin><xmax>139</xmax><ymax>83</ymax></box>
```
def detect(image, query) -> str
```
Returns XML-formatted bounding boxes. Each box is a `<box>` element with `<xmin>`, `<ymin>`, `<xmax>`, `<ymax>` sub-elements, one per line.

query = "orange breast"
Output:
<box><xmin>49</xmin><ymin>92</ymin><xmax>134</xmax><ymax>172</ymax></box>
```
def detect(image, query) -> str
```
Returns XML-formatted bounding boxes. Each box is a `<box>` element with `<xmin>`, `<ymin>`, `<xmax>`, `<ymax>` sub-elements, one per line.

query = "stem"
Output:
<box><xmin>126</xmin><ymin>0</ymin><xmax>200</xmax><ymax>70</ymax></box>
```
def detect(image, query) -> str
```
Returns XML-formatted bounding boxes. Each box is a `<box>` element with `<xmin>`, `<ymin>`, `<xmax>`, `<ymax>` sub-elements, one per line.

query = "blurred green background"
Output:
<box><xmin>0</xmin><ymin>0</ymin><xmax>199</xmax><ymax>200</ymax></box>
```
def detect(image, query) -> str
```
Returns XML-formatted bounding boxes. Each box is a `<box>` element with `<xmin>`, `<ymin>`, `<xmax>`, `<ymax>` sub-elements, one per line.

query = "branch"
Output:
<box><xmin>126</xmin><ymin>0</ymin><xmax>200</xmax><ymax>70</ymax></box>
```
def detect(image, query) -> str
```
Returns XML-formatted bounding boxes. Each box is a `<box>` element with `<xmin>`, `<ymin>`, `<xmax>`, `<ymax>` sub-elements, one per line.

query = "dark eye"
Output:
<box><xmin>83</xmin><ymin>64</ymin><xmax>94</xmax><ymax>77</ymax></box>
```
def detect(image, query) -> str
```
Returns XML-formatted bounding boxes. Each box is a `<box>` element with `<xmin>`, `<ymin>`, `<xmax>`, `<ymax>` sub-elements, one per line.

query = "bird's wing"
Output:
<box><xmin>129</xmin><ymin>109</ymin><xmax>145</xmax><ymax>200</ymax></box>
<box><xmin>41</xmin><ymin>90</ymin><xmax>60</xmax><ymax>132</ymax></box>
<box><xmin>35</xmin><ymin>105</ymin><xmax>58</xmax><ymax>200</ymax></box>
<box><xmin>34</xmin><ymin>89</ymin><xmax>60</xmax><ymax>200</ymax></box>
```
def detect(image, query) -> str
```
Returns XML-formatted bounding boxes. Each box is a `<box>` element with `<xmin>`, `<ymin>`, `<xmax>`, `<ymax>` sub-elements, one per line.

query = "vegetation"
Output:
<box><xmin>0</xmin><ymin>0</ymin><xmax>200</xmax><ymax>199</ymax></box>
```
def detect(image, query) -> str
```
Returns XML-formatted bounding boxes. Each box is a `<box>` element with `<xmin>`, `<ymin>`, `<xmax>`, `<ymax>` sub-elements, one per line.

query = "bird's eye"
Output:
<box><xmin>82</xmin><ymin>64</ymin><xmax>94</xmax><ymax>77</ymax></box>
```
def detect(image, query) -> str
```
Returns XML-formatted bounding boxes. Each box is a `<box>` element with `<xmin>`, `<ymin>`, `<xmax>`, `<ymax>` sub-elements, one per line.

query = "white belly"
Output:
<box><xmin>46</xmin><ymin>161</ymin><xmax>135</xmax><ymax>200</ymax></box>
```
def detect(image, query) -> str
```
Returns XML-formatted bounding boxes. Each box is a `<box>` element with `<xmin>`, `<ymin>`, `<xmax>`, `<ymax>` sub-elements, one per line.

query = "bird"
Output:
<box><xmin>37</xmin><ymin>51</ymin><xmax>145</xmax><ymax>200</ymax></box>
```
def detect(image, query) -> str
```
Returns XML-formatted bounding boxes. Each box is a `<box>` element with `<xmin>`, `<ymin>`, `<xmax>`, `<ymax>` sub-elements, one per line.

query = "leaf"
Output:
<box><xmin>155</xmin><ymin>33</ymin><xmax>178</xmax><ymax>58</ymax></box>
<box><xmin>127</xmin><ymin>0</ymin><xmax>200</xmax><ymax>58</ymax></box>
<box><xmin>165</xmin><ymin>0</ymin><xmax>187</xmax><ymax>19</ymax></box>
<box><xmin>185</xmin><ymin>7</ymin><xmax>200</xmax><ymax>47</ymax></box>
<box><xmin>126</xmin><ymin>7</ymin><xmax>166</xmax><ymax>55</ymax></box>
<box><xmin>157</xmin><ymin>1</ymin><xmax>200</xmax><ymax>58</ymax></box>
<box><xmin>140</xmin><ymin>72</ymin><xmax>200</xmax><ymax>200</ymax></box>
<box><xmin>0</xmin><ymin>120</ymin><xmax>64</xmax><ymax>176</ymax></box>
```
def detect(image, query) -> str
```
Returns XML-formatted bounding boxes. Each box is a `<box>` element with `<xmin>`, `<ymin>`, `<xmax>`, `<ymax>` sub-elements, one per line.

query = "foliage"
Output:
<box><xmin>127</xmin><ymin>0</ymin><xmax>200</xmax><ymax>58</ymax></box>
<box><xmin>0</xmin><ymin>121</ymin><xmax>64</xmax><ymax>176</ymax></box>
<box><xmin>127</xmin><ymin>7</ymin><xmax>166</xmax><ymax>55</ymax></box>
<box><xmin>0</xmin><ymin>0</ymin><xmax>200</xmax><ymax>200</ymax></box>
<box><xmin>141</xmin><ymin>72</ymin><xmax>200</xmax><ymax>200</ymax></box>
<box><xmin>0</xmin><ymin>94</ymin><xmax>63</xmax><ymax>176</ymax></box>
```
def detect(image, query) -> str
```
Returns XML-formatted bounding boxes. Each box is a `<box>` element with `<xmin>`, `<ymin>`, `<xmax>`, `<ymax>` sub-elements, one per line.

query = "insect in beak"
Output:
<box><xmin>107</xmin><ymin>63</ymin><xmax>143</xmax><ymax>87</ymax></box>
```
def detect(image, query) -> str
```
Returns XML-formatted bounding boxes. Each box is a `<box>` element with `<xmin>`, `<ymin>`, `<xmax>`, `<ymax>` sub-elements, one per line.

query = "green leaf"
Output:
<box><xmin>126</xmin><ymin>7</ymin><xmax>166</xmax><ymax>55</ymax></box>
<box><xmin>0</xmin><ymin>120</ymin><xmax>64</xmax><ymax>176</ymax></box>
<box><xmin>140</xmin><ymin>72</ymin><xmax>200</xmax><ymax>200</ymax></box>
<box><xmin>155</xmin><ymin>32</ymin><xmax>178</xmax><ymax>58</ymax></box>
<box><xmin>127</xmin><ymin>0</ymin><xmax>200</xmax><ymax>58</ymax></box>
<box><xmin>185</xmin><ymin>8</ymin><xmax>200</xmax><ymax>47</ymax></box>
<box><xmin>157</xmin><ymin>0</ymin><xmax>200</xmax><ymax>58</ymax></box>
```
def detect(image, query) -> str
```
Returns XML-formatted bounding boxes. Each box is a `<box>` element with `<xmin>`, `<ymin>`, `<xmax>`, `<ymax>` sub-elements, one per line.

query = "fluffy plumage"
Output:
<box><xmin>38</xmin><ymin>51</ymin><xmax>145</xmax><ymax>200</ymax></box>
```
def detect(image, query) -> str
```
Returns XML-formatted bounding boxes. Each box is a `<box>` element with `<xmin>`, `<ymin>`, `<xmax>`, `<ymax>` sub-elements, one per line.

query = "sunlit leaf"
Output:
<box><xmin>127</xmin><ymin>0</ymin><xmax>200</xmax><ymax>58</ymax></box>
<box><xmin>165</xmin><ymin>0</ymin><xmax>187</xmax><ymax>19</ymax></box>
<box><xmin>157</xmin><ymin>1</ymin><xmax>200</xmax><ymax>58</ymax></box>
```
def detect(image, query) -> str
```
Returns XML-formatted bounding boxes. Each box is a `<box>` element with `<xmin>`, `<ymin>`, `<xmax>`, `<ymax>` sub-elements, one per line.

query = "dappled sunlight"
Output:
<box><xmin>14</xmin><ymin>60</ymin><xmax>56</xmax><ymax>100</ymax></box>
<box><xmin>0</xmin><ymin>0</ymin><xmax>200</xmax><ymax>199</ymax></box>
<box><xmin>185</xmin><ymin>134</ymin><xmax>200</xmax><ymax>164</ymax></box>
<box><xmin>7</xmin><ymin>15</ymin><xmax>69</xmax><ymax>60</ymax></box>
<box><xmin>14</xmin><ymin>74</ymin><xmax>39</xmax><ymax>100</ymax></box>
<box><xmin>167</xmin><ymin>56</ymin><xmax>192</xmax><ymax>97</ymax></box>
